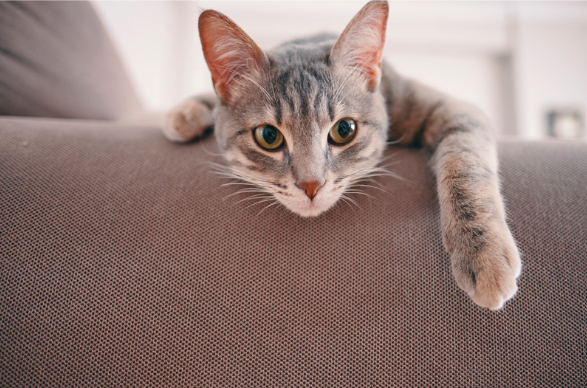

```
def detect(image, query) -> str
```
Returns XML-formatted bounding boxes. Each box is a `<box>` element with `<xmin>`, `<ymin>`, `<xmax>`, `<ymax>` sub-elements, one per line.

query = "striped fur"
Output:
<box><xmin>163</xmin><ymin>0</ymin><xmax>521</xmax><ymax>310</ymax></box>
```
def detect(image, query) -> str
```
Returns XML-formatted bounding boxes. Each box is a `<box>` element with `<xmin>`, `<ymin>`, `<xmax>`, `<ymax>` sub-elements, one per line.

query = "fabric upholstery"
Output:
<box><xmin>1</xmin><ymin>117</ymin><xmax>586</xmax><ymax>386</ymax></box>
<box><xmin>0</xmin><ymin>1</ymin><xmax>141</xmax><ymax>120</ymax></box>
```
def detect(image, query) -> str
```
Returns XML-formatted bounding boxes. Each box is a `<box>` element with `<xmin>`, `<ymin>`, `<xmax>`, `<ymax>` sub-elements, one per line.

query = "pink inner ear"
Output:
<box><xmin>353</xmin><ymin>47</ymin><xmax>384</xmax><ymax>91</ymax></box>
<box><xmin>332</xmin><ymin>1</ymin><xmax>389</xmax><ymax>91</ymax></box>
<box><xmin>199</xmin><ymin>10</ymin><xmax>266</xmax><ymax>102</ymax></box>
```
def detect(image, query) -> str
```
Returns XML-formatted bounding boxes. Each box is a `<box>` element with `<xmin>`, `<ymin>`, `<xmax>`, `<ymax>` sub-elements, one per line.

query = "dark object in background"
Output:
<box><xmin>546</xmin><ymin>108</ymin><xmax>584</xmax><ymax>139</ymax></box>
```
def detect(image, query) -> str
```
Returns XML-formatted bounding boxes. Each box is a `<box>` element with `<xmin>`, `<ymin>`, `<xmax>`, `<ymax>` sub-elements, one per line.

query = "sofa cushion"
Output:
<box><xmin>0</xmin><ymin>1</ymin><xmax>141</xmax><ymax>120</ymax></box>
<box><xmin>1</xmin><ymin>117</ymin><xmax>586</xmax><ymax>385</ymax></box>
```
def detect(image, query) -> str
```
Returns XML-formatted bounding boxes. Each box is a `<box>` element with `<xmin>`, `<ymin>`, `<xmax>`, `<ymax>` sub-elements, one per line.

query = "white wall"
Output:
<box><xmin>92</xmin><ymin>1</ymin><xmax>198</xmax><ymax>110</ymax></box>
<box><xmin>92</xmin><ymin>1</ymin><xmax>587</xmax><ymax>139</ymax></box>
<box><xmin>513</xmin><ymin>2</ymin><xmax>587</xmax><ymax>139</ymax></box>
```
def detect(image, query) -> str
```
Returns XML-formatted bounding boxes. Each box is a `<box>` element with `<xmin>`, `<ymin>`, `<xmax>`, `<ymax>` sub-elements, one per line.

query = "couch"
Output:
<box><xmin>1</xmin><ymin>2</ymin><xmax>586</xmax><ymax>386</ymax></box>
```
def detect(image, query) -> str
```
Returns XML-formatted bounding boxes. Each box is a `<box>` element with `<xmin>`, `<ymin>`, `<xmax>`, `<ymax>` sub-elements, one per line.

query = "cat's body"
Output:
<box><xmin>163</xmin><ymin>1</ymin><xmax>521</xmax><ymax>310</ymax></box>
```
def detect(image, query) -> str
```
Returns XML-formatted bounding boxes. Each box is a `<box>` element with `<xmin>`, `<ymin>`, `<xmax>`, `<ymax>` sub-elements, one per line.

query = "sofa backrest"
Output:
<box><xmin>0</xmin><ymin>1</ymin><xmax>142</xmax><ymax>120</ymax></box>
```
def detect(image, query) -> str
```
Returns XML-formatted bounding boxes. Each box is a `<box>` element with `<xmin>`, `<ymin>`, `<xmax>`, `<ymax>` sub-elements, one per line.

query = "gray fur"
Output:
<box><xmin>163</xmin><ymin>0</ymin><xmax>521</xmax><ymax>311</ymax></box>
<box><xmin>209</xmin><ymin>31</ymin><xmax>388</xmax><ymax>218</ymax></box>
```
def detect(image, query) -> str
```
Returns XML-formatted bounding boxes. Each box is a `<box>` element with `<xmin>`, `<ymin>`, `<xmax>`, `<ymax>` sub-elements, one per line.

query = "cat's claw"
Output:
<box><xmin>450</xmin><ymin>226</ymin><xmax>522</xmax><ymax>310</ymax></box>
<box><xmin>163</xmin><ymin>98</ymin><xmax>214</xmax><ymax>143</ymax></box>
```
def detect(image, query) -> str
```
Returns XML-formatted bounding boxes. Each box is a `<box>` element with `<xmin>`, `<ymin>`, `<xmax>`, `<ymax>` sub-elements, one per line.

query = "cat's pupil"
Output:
<box><xmin>263</xmin><ymin>126</ymin><xmax>278</xmax><ymax>144</ymax></box>
<box><xmin>338</xmin><ymin>120</ymin><xmax>352</xmax><ymax>138</ymax></box>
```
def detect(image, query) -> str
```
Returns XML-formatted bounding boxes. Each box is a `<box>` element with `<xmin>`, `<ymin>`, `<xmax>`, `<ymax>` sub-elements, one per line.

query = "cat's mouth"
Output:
<box><xmin>277</xmin><ymin>191</ymin><xmax>340</xmax><ymax>218</ymax></box>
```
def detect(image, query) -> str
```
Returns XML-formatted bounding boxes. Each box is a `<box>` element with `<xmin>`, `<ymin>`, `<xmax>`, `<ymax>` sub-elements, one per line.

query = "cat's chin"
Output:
<box><xmin>281</xmin><ymin>198</ymin><xmax>337</xmax><ymax>218</ymax></box>
<box><xmin>292</xmin><ymin>207</ymin><xmax>330</xmax><ymax>218</ymax></box>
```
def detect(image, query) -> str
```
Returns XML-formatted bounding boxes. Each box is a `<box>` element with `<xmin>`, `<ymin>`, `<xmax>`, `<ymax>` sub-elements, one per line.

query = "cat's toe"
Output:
<box><xmin>451</xmin><ymin>228</ymin><xmax>521</xmax><ymax>310</ymax></box>
<box><xmin>162</xmin><ymin>99</ymin><xmax>214</xmax><ymax>143</ymax></box>
<box><xmin>469</xmin><ymin>265</ymin><xmax>518</xmax><ymax>310</ymax></box>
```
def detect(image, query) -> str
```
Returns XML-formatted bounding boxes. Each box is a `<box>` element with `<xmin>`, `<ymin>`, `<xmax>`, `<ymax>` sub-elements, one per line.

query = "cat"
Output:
<box><xmin>162</xmin><ymin>0</ymin><xmax>521</xmax><ymax>310</ymax></box>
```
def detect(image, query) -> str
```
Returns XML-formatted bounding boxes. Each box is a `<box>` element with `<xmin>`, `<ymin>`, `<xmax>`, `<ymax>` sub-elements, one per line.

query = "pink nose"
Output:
<box><xmin>296</xmin><ymin>180</ymin><xmax>324</xmax><ymax>200</ymax></box>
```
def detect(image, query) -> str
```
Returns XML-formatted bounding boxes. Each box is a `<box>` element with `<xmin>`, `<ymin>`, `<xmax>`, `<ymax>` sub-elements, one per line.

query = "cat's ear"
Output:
<box><xmin>330</xmin><ymin>0</ymin><xmax>389</xmax><ymax>91</ymax></box>
<box><xmin>199</xmin><ymin>10</ymin><xmax>268</xmax><ymax>102</ymax></box>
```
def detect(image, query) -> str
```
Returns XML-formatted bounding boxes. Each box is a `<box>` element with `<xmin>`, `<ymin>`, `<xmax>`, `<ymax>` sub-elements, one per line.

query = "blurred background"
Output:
<box><xmin>92</xmin><ymin>0</ymin><xmax>587</xmax><ymax>140</ymax></box>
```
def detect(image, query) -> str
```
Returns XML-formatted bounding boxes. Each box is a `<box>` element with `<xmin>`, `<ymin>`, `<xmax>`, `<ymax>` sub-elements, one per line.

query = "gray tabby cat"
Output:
<box><xmin>163</xmin><ymin>0</ymin><xmax>521</xmax><ymax>310</ymax></box>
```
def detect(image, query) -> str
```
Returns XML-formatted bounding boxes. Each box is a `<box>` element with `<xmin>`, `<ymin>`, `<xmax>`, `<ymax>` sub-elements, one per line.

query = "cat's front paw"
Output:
<box><xmin>449</xmin><ymin>224</ymin><xmax>522</xmax><ymax>310</ymax></box>
<box><xmin>162</xmin><ymin>98</ymin><xmax>214</xmax><ymax>143</ymax></box>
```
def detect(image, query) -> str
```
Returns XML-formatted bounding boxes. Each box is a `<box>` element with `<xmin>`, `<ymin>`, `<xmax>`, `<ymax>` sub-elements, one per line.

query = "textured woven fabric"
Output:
<box><xmin>1</xmin><ymin>117</ymin><xmax>586</xmax><ymax>386</ymax></box>
<box><xmin>0</xmin><ymin>1</ymin><xmax>141</xmax><ymax>120</ymax></box>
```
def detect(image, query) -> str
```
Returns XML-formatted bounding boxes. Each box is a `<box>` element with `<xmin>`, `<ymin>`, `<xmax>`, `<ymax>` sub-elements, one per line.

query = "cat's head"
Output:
<box><xmin>201</xmin><ymin>0</ymin><xmax>389</xmax><ymax>217</ymax></box>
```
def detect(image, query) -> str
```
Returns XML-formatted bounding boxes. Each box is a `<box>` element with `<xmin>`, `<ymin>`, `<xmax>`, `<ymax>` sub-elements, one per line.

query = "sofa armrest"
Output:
<box><xmin>1</xmin><ymin>117</ymin><xmax>586</xmax><ymax>386</ymax></box>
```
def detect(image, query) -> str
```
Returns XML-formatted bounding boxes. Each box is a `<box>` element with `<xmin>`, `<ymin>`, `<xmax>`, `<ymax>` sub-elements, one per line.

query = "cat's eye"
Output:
<box><xmin>253</xmin><ymin>124</ymin><xmax>284</xmax><ymax>151</ymax></box>
<box><xmin>329</xmin><ymin>118</ymin><xmax>357</xmax><ymax>145</ymax></box>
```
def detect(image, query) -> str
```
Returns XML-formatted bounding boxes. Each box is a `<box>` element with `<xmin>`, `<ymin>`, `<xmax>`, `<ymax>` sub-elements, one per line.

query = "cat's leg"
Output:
<box><xmin>428</xmin><ymin>103</ymin><xmax>521</xmax><ymax>310</ymax></box>
<box><xmin>162</xmin><ymin>93</ymin><xmax>217</xmax><ymax>142</ymax></box>
<box><xmin>385</xmin><ymin>74</ymin><xmax>521</xmax><ymax>310</ymax></box>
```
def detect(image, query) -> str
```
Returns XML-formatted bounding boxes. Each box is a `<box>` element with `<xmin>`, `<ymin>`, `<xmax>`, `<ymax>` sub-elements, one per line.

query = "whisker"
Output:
<box><xmin>257</xmin><ymin>200</ymin><xmax>281</xmax><ymax>216</ymax></box>
<box><xmin>225</xmin><ymin>190</ymin><xmax>268</xmax><ymax>200</ymax></box>
<box><xmin>386</xmin><ymin>132</ymin><xmax>407</xmax><ymax>145</ymax></box>
<box><xmin>332</xmin><ymin>55</ymin><xmax>374</xmax><ymax>103</ymax></box>
<box><xmin>339</xmin><ymin>195</ymin><xmax>358</xmax><ymax>214</ymax></box>
<box><xmin>353</xmin><ymin>184</ymin><xmax>387</xmax><ymax>194</ymax></box>
<box><xmin>235</xmin><ymin>194</ymin><xmax>273</xmax><ymax>205</ymax></box>
<box><xmin>220</xmin><ymin>181</ymin><xmax>260</xmax><ymax>188</ymax></box>
<box><xmin>373</xmin><ymin>168</ymin><xmax>411</xmax><ymax>185</ymax></box>
<box><xmin>245</xmin><ymin>197</ymin><xmax>278</xmax><ymax>209</ymax></box>
<box><xmin>362</xmin><ymin>172</ymin><xmax>404</xmax><ymax>182</ymax></box>
<box><xmin>202</xmin><ymin>148</ymin><xmax>224</xmax><ymax>158</ymax></box>
<box><xmin>364</xmin><ymin>164</ymin><xmax>409</xmax><ymax>183</ymax></box>
<box><xmin>378</xmin><ymin>158</ymin><xmax>402</xmax><ymax>168</ymax></box>
<box><xmin>345</xmin><ymin>190</ymin><xmax>375</xmax><ymax>199</ymax></box>
<box><xmin>362</xmin><ymin>178</ymin><xmax>390</xmax><ymax>190</ymax></box>
<box><xmin>341</xmin><ymin>193</ymin><xmax>360</xmax><ymax>209</ymax></box>
<box><xmin>206</xmin><ymin>161</ymin><xmax>231</xmax><ymax>171</ymax></box>
<box><xmin>211</xmin><ymin>171</ymin><xmax>241</xmax><ymax>179</ymax></box>
<box><xmin>228</xmin><ymin>69</ymin><xmax>276</xmax><ymax>104</ymax></box>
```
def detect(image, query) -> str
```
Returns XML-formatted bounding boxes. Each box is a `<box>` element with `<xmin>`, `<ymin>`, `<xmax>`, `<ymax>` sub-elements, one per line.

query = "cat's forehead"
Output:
<box><xmin>267</xmin><ymin>63</ymin><xmax>336</xmax><ymax>127</ymax></box>
<box><xmin>223</xmin><ymin>38</ymin><xmax>374</xmax><ymax>139</ymax></box>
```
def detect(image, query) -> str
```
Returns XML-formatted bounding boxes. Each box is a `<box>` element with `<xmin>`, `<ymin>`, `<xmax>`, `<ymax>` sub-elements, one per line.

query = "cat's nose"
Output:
<box><xmin>296</xmin><ymin>180</ymin><xmax>325</xmax><ymax>200</ymax></box>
